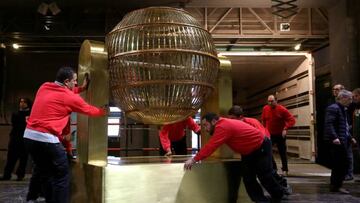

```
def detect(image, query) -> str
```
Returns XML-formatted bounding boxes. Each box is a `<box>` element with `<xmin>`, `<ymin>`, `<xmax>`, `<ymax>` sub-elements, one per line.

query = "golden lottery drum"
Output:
<box><xmin>106</xmin><ymin>7</ymin><xmax>219</xmax><ymax>124</ymax></box>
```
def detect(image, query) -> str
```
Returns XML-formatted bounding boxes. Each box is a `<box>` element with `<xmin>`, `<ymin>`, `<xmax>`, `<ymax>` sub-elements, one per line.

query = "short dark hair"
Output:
<box><xmin>19</xmin><ymin>97</ymin><xmax>32</xmax><ymax>109</ymax></box>
<box><xmin>228</xmin><ymin>105</ymin><xmax>243</xmax><ymax>117</ymax></box>
<box><xmin>202</xmin><ymin>112</ymin><xmax>219</xmax><ymax>122</ymax></box>
<box><xmin>55</xmin><ymin>67</ymin><xmax>75</xmax><ymax>83</ymax></box>
<box><xmin>353</xmin><ymin>88</ymin><xmax>360</xmax><ymax>95</ymax></box>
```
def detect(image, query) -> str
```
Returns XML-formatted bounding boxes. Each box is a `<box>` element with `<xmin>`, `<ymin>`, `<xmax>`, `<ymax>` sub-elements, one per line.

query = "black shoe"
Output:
<box><xmin>344</xmin><ymin>175</ymin><xmax>354</xmax><ymax>181</ymax></box>
<box><xmin>283</xmin><ymin>185</ymin><xmax>292</xmax><ymax>195</ymax></box>
<box><xmin>330</xmin><ymin>186</ymin><xmax>350</xmax><ymax>194</ymax></box>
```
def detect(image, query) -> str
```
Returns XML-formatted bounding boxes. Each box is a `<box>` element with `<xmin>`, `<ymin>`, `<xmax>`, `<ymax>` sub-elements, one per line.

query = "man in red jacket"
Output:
<box><xmin>262</xmin><ymin>95</ymin><xmax>295</xmax><ymax>175</ymax></box>
<box><xmin>228</xmin><ymin>105</ymin><xmax>292</xmax><ymax>195</ymax></box>
<box><xmin>24</xmin><ymin>67</ymin><xmax>107</xmax><ymax>203</ymax></box>
<box><xmin>228</xmin><ymin>105</ymin><xmax>270</xmax><ymax>138</ymax></box>
<box><xmin>184</xmin><ymin>113</ymin><xmax>284</xmax><ymax>202</ymax></box>
<box><xmin>60</xmin><ymin>73</ymin><xmax>89</xmax><ymax>159</ymax></box>
<box><xmin>26</xmin><ymin>74</ymin><xmax>89</xmax><ymax>202</ymax></box>
<box><xmin>159</xmin><ymin>117</ymin><xmax>201</xmax><ymax>156</ymax></box>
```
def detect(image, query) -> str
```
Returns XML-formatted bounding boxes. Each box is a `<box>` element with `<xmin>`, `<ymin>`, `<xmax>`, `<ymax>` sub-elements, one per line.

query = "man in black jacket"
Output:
<box><xmin>1</xmin><ymin>98</ymin><xmax>32</xmax><ymax>181</ymax></box>
<box><xmin>324</xmin><ymin>90</ymin><xmax>356</xmax><ymax>194</ymax></box>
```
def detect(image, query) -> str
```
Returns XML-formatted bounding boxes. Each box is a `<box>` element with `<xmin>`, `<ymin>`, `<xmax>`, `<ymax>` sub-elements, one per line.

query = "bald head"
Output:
<box><xmin>267</xmin><ymin>95</ymin><xmax>277</xmax><ymax>108</ymax></box>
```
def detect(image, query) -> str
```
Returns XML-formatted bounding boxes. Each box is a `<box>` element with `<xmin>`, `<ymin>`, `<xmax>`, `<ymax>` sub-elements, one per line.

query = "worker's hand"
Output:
<box><xmin>81</xmin><ymin>73</ymin><xmax>90</xmax><ymax>90</ymax></box>
<box><xmin>64</xmin><ymin>133</ymin><xmax>71</xmax><ymax>141</ymax></box>
<box><xmin>184</xmin><ymin>158</ymin><xmax>196</xmax><ymax>171</ymax></box>
<box><xmin>164</xmin><ymin>151</ymin><xmax>172</xmax><ymax>157</ymax></box>
<box><xmin>101</xmin><ymin>104</ymin><xmax>109</xmax><ymax>115</ymax></box>
<box><xmin>351</xmin><ymin>138</ymin><xmax>357</xmax><ymax>145</ymax></box>
<box><xmin>332</xmin><ymin>138</ymin><xmax>341</xmax><ymax>145</ymax></box>
<box><xmin>282</xmin><ymin>129</ymin><xmax>287</xmax><ymax>138</ymax></box>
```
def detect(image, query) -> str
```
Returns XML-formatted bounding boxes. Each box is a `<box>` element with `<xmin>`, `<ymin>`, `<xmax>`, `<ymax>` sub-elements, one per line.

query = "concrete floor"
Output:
<box><xmin>1</xmin><ymin>159</ymin><xmax>360</xmax><ymax>203</ymax></box>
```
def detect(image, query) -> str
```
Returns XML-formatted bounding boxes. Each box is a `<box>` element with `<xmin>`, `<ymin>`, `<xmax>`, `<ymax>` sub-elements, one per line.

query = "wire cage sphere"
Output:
<box><xmin>106</xmin><ymin>7</ymin><xmax>219</xmax><ymax>124</ymax></box>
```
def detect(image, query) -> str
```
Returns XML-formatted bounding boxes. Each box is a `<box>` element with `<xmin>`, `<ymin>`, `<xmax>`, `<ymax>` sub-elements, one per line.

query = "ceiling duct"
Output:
<box><xmin>272</xmin><ymin>0</ymin><xmax>298</xmax><ymax>18</ymax></box>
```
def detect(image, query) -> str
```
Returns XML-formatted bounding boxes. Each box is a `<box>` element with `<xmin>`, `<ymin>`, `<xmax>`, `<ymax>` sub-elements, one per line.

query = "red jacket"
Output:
<box><xmin>27</xmin><ymin>82</ymin><xmax>105</xmax><ymax>138</ymax></box>
<box><xmin>194</xmin><ymin>118</ymin><xmax>264</xmax><ymax>161</ymax></box>
<box><xmin>159</xmin><ymin>117</ymin><xmax>200</xmax><ymax>152</ymax></box>
<box><xmin>261</xmin><ymin>104</ymin><xmax>295</xmax><ymax>135</ymax></box>
<box><xmin>60</xmin><ymin>119</ymin><xmax>72</xmax><ymax>153</ymax></box>
<box><xmin>242</xmin><ymin>117</ymin><xmax>270</xmax><ymax>138</ymax></box>
<box><xmin>60</xmin><ymin>86</ymin><xmax>85</xmax><ymax>154</ymax></box>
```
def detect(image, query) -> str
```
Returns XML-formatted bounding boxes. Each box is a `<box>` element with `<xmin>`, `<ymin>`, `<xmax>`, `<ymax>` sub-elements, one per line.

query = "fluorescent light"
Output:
<box><xmin>44</xmin><ymin>24</ymin><xmax>50</xmax><ymax>30</ymax></box>
<box><xmin>110</xmin><ymin>107</ymin><xmax>122</xmax><ymax>112</ymax></box>
<box><xmin>12</xmin><ymin>43</ymin><xmax>19</xmax><ymax>49</ymax></box>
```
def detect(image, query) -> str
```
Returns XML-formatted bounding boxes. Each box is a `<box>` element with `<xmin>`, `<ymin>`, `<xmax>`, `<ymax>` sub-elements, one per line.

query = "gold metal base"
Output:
<box><xmin>70</xmin><ymin>156</ymin><xmax>251</xmax><ymax>203</ymax></box>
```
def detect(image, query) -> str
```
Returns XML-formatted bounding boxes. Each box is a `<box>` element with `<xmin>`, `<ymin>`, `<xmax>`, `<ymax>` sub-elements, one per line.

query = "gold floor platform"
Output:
<box><xmin>70</xmin><ymin>156</ymin><xmax>251</xmax><ymax>203</ymax></box>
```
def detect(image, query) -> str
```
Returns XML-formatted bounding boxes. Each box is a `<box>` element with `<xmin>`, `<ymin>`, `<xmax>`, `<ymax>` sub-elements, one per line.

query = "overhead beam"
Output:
<box><xmin>308</xmin><ymin>8</ymin><xmax>312</xmax><ymax>35</ymax></box>
<box><xmin>239</xmin><ymin>8</ymin><xmax>242</xmax><ymax>35</ymax></box>
<box><xmin>209</xmin><ymin>8</ymin><xmax>233</xmax><ymax>33</ymax></box>
<box><xmin>185</xmin><ymin>0</ymin><xmax>337</xmax><ymax>8</ymax></box>
<box><xmin>211</xmin><ymin>34</ymin><xmax>328</xmax><ymax>39</ymax></box>
<box><xmin>207</xmin><ymin>8</ymin><xmax>218</xmax><ymax>18</ymax></box>
<box><xmin>193</xmin><ymin>8</ymin><xmax>203</xmax><ymax>17</ymax></box>
<box><xmin>204</xmin><ymin>8</ymin><xmax>208</xmax><ymax>30</ymax></box>
<box><xmin>216</xmin><ymin>43</ymin><xmax>317</xmax><ymax>47</ymax></box>
<box><xmin>315</xmin><ymin>8</ymin><xmax>328</xmax><ymax>23</ymax></box>
<box><xmin>288</xmin><ymin>8</ymin><xmax>302</xmax><ymax>23</ymax></box>
<box><xmin>248</xmin><ymin>8</ymin><xmax>274</xmax><ymax>34</ymax></box>
<box><xmin>186</xmin><ymin>0</ymin><xmax>272</xmax><ymax>8</ymax></box>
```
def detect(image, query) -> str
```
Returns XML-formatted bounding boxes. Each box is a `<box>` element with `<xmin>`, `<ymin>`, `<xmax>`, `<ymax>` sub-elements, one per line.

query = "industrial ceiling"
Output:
<box><xmin>0</xmin><ymin>0</ymin><xmax>335</xmax><ymax>52</ymax></box>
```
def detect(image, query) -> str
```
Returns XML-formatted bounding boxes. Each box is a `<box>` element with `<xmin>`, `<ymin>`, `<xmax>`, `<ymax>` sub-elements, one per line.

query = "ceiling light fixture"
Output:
<box><xmin>48</xmin><ymin>2</ymin><xmax>61</xmax><ymax>15</ymax></box>
<box><xmin>37</xmin><ymin>2</ymin><xmax>49</xmax><ymax>15</ymax></box>
<box><xmin>272</xmin><ymin>0</ymin><xmax>298</xmax><ymax>18</ymax></box>
<box><xmin>44</xmin><ymin>24</ymin><xmax>51</xmax><ymax>30</ymax></box>
<box><xmin>294</xmin><ymin>43</ymin><xmax>301</xmax><ymax>50</ymax></box>
<box><xmin>12</xmin><ymin>43</ymin><xmax>20</xmax><ymax>49</ymax></box>
<box><xmin>37</xmin><ymin>2</ymin><xmax>61</xmax><ymax>16</ymax></box>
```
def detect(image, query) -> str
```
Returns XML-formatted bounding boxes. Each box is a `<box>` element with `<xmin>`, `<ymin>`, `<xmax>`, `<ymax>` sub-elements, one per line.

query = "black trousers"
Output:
<box><xmin>271</xmin><ymin>135</ymin><xmax>288</xmax><ymax>172</ymax></box>
<box><xmin>2</xmin><ymin>138</ymin><xmax>28</xmax><ymax>179</ymax></box>
<box><xmin>242</xmin><ymin>137</ymin><xmax>284</xmax><ymax>202</ymax></box>
<box><xmin>159</xmin><ymin>136</ymin><xmax>187</xmax><ymax>155</ymax></box>
<box><xmin>25</xmin><ymin>138</ymin><xmax>69</xmax><ymax>203</ymax></box>
<box><xmin>330</xmin><ymin>142</ymin><xmax>349</xmax><ymax>188</ymax></box>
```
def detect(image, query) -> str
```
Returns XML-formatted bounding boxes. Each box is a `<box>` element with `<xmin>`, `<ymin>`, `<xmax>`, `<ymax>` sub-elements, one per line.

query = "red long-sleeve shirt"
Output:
<box><xmin>60</xmin><ymin>86</ymin><xmax>85</xmax><ymax>153</ymax></box>
<box><xmin>194</xmin><ymin>118</ymin><xmax>264</xmax><ymax>161</ymax></box>
<box><xmin>243</xmin><ymin>117</ymin><xmax>270</xmax><ymax>138</ymax></box>
<box><xmin>60</xmin><ymin>119</ymin><xmax>72</xmax><ymax>153</ymax></box>
<box><xmin>261</xmin><ymin>104</ymin><xmax>295</xmax><ymax>135</ymax></box>
<box><xmin>159</xmin><ymin>117</ymin><xmax>200</xmax><ymax>152</ymax></box>
<box><xmin>27</xmin><ymin>82</ymin><xmax>105</xmax><ymax>138</ymax></box>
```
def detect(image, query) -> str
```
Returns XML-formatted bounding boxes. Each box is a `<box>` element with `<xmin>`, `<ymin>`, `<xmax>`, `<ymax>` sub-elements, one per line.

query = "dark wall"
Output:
<box><xmin>2</xmin><ymin>50</ymin><xmax>78</xmax><ymax>118</ymax></box>
<box><xmin>329</xmin><ymin>0</ymin><xmax>360</xmax><ymax>90</ymax></box>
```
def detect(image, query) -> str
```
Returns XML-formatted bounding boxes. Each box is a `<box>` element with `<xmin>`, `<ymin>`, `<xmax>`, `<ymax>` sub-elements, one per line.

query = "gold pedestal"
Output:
<box><xmin>72</xmin><ymin>42</ymin><xmax>250</xmax><ymax>202</ymax></box>
<box><xmin>201</xmin><ymin>56</ymin><xmax>235</xmax><ymax>159</ymax></box>
<box><xmin>71</xmin><ymin>156</ymin><xmax>250</xmax><ymax>203</ymax></box>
